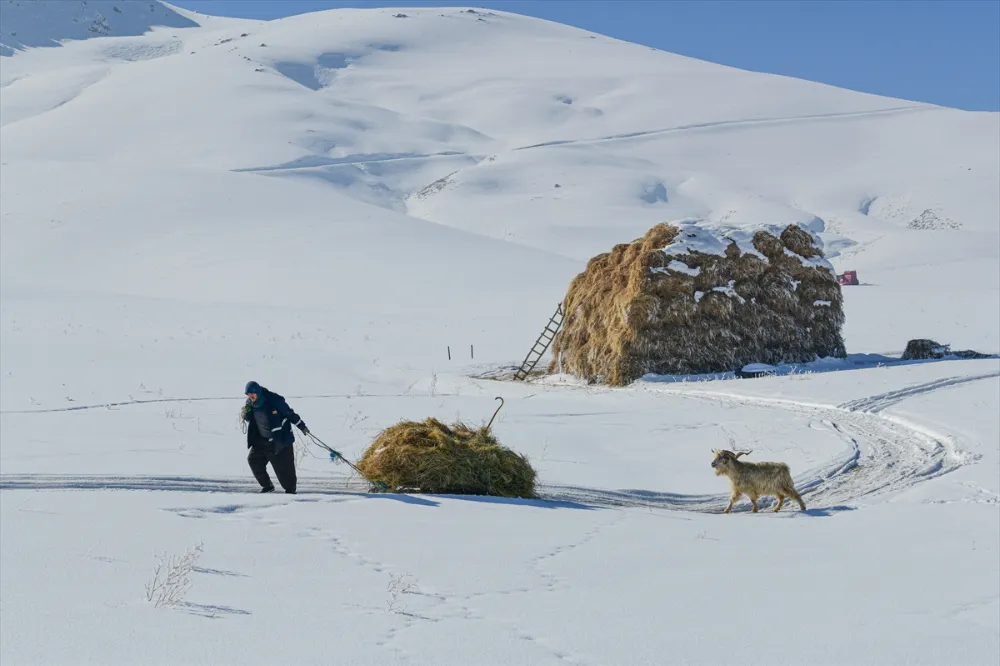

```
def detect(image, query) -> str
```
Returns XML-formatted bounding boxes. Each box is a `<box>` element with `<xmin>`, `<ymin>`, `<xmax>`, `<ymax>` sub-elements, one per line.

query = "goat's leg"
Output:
<box><xmin>749</xmin><ymin>494</ymin><xmax>759</xmax><ymax>513</ymax></box>
<box><xmin>787</xmin><ymin>488</ymin><xmax>806</xmax><ymax>511</ymax></box>
<box><xmin>773</xmin><ymin>494</ymin><xmax>785</xmax><ymax>512</ymax></box>
<box><xmin>724</xmin><ymin>491</ymin><xmax>741</xmax><ymax>514</ymax></box>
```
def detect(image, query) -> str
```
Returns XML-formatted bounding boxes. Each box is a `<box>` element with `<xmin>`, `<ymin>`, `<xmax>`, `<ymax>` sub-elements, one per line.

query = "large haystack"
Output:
<box><xmin>548</xmin><ymin>219</ymin><xmax>846</xmax><ymax>385</ymax></box>
<box><xmin>356</xmin><ymin>418</ymin><xmax>536</xmax><ymax>498</ymax></box>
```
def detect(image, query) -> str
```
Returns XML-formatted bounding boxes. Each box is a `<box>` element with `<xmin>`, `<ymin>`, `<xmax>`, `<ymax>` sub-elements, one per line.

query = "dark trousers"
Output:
<box><xmin>248</xmin><ymin>443</ymin><xmax>297</xmax><ymax>493</ymax></box>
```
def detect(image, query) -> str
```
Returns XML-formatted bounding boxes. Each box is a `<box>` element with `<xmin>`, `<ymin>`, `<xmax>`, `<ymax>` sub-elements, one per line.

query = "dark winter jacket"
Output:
<box><xmin>242</xmin><ymin>388</ymin><xmax>307</xmax><ymax>453</ymax></box>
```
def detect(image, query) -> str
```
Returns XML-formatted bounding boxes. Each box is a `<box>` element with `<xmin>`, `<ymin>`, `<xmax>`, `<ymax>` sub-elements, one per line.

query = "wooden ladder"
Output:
<box><xmin>514</xmin><ymin>303</ymin><xmax>564</xmax><ymax>381</ymax></box>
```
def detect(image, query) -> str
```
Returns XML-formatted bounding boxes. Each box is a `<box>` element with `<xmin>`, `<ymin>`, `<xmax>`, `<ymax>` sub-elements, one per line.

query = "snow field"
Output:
<box><xmin>1</xmin><ymin>2</ymin><xmax>998</xmax><ymax>664</ymax></box>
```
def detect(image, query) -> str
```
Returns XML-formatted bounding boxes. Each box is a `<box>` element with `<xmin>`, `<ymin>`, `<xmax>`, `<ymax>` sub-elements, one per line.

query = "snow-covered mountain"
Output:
<box><xmin>0</xmin><ymin>0</ymin><xmax>199</xmax><ymax>56</ymax></box>
<box><xmin>2</xmin><ymin>2</ymin><xmax>997</xmax><ymax>351</ymax></box>
<box><xmin>1</xmin><ymin>3</ymin><xmax>998</xmax><ymax>665</ymax></box>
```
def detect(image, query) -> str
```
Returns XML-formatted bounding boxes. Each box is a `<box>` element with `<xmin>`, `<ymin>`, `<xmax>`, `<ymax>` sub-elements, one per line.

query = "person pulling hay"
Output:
<box><xmin>242</xmin><ymin>381</ymin><xmax>310</xmax><ymax>494</ymax></box>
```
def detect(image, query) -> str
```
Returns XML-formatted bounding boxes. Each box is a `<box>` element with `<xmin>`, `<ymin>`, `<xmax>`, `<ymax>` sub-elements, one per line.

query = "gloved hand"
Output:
<box><xmin>299</xmin><ymin>424</ymin><xmax>310</xmax><ymax>435</ymax></box>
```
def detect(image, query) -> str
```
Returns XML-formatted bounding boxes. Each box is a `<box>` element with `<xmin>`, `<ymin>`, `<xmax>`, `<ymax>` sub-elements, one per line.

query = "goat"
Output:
<box><xmin>711</xmin><ymin>448</ymin><xmax>806</xmax><ymax>513</ymax></box>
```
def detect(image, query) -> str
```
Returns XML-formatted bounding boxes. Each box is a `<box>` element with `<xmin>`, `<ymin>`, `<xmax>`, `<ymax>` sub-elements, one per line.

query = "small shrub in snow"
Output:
<box><xmin>386</xmin><ymin>573</ymin><xmax>416</xmax><ymax>613</ymax></box>
<box><xmin>144</xmin><ymin>542</ymin><xmax>203</xmax><ymax>608</ymax></box>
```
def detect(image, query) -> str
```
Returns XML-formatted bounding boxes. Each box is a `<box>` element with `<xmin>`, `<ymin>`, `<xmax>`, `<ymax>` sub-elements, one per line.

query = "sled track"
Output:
<box><xmin>838</xmin><ymin>372</ymin><xmax>1000</xmax><ymax>413</ymax></box>
<box><xmin>513</xmin><ymin>105</ymin><xmax>932</xmax><ymax>151</ymax></box>
<box><xmin>2</xmin><ymin>372</ymin><xmax>996</xmax><ymax>514</ymax></box>
<box><xmin>0</xmin><ymin>474</ymin><xmax>377</xmax><ymax>496</ymax></box>
<box><xmin>0</xmin><ymin>392</ymin><xmax>466</xmax><ymax>415</ymax></box>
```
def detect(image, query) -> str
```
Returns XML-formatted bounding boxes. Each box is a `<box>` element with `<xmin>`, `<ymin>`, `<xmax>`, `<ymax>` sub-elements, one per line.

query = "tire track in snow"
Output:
<box><xmin>546</xmin><ymin>371</ymin><xmax>998</xmax><ymax>513</ymax></box>
<box><xmin>837</xmin><ymin>371</ymin><xmax>1000</xmax><ymax>414</ymax></box>
<box><xmin>513</xmin><ymin>105</ymin><xmax>933</xmax><ymax>152</ymax></box>
<box><xmin>3</xmin><ymin>371</ymin><xmax>995</xmax><ymax>513</ymax></box>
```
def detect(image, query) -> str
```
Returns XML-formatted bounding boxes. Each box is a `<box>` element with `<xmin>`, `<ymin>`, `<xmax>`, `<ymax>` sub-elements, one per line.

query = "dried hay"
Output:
<box><xmin>901</xmin><ymin>338</ymin><xmax>950</xmax><ymax>360</ymax></box>
<box><xmin>901</xmin><ymin>338</ymin><xmax>991</xmax><ymax>361</ymax></box>
<box><xmin>548</xmin><ymin>220</ymin><xmax>846</xmax><ymax>385</ymax></box>
<box><xmin>356</xmin><ymin>418</ymin><xmax>537</xmax><ymax>498</ymax></box>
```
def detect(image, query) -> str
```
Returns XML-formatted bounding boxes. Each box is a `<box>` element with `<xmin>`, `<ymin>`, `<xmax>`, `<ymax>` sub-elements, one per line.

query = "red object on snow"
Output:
<box><xmin>837</xmin><ymin>270</ymin><xmax>859</xmax><ymax>286</ymax></box>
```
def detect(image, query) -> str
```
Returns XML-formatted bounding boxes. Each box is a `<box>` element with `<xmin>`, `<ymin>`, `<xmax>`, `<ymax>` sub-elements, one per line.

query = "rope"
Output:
<box><xmin>304</xmin><ymin>432</ymin><xmax>389</xmax><ymax>492</ymax></box>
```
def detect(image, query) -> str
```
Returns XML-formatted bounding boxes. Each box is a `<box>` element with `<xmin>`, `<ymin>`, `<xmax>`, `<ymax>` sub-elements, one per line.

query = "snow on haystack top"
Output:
<box><xmin>657</xmin><ymin>219</ymin><xmax>836</xmax><ymax>275</ymax></box>
<box><xmin>660</xmin><ymin>220</ymin><xmax>732</xmax><ymax>258</ymax></box>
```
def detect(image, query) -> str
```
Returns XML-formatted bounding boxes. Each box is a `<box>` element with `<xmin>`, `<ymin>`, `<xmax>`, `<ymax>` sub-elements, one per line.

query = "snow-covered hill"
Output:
<box><xmin>1</xmin><ymin>3</ymin><xmax>998</xmax><ymax>665</ymax></box>
<box><xmin>0</xmin><ymin>0</ymin><xmax>199</xmax><ymax>56</ymax></box>
<box><xmin>2</xmin><ymin>2</ymin><xmax>997</xmax><ymax>353</ymax></box>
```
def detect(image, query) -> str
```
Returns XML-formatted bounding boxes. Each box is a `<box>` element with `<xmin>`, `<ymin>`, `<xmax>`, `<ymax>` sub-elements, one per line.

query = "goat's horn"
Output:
<box><xmin>734</xmin><ymin>450</ymin><xmax>752</xmax><ymax>458</ymax></box>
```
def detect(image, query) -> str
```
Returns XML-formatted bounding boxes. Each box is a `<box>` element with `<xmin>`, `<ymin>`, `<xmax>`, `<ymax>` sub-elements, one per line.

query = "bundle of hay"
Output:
<box><xmin>356</xmin><ymin>418</ymin><xmax>536</xmax><ymax>498</ymax></box>
<box><xmin>548</xmin><ymin>219</ymin><xmax>846</xmax><ymax>385</ymax></box>
<box><xmin>901</xmin><ymin>338</ymin><xmax>951</xmax><ymax>360</ymax></box>
<box><xmin>901</xmin><ymin>338</ymin><xmax>991</xmax><ymax>361</ymax></box>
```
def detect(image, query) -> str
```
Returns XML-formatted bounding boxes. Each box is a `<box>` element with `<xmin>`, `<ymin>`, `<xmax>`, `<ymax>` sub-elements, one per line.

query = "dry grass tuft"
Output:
<box><xmin>548</xmin><ymin>220</ymin><xmax>846</xmax><ymax>385</ymax></box>
<box><xmin>356</xmin><ymin>418</ymin><xmax>537</xmax><ymax>498</ymax></box>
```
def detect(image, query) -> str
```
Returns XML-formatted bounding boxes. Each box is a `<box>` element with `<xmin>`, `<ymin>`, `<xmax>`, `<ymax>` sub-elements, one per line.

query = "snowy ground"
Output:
<box><xmin>1</xmin><ymin>3</ymin><xmax>998</xmax><ymax>665</ymax></box>
<box><xmin>3</xmin><ymin>360</ymin><xmax>998</xmax><ymax>665</ymax></box>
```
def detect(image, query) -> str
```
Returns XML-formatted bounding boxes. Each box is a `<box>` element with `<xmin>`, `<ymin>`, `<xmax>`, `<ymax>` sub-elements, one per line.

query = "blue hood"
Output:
<box><xmin>245</xmin><ymin>381</ymin><xmax>265</xmax><ymax>407</ymax></box>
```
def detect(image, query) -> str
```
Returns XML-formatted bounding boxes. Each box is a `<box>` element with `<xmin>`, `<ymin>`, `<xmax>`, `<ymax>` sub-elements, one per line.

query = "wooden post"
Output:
<box><xmin>471</xmin><ymin>344</ymin><xmax>474</xmax><ymax>359</ymax></box>
<box><xmin>447</xmin><ymin>346</ymin><xmax>451</xmax><ymax>360</ymax></box>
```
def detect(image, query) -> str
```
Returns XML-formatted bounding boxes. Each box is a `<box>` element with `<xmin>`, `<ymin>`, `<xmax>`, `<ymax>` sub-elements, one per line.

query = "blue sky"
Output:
<box><xmin>171</xmin><ymin>0</ymin><xmax>1000</xmax><ymax>111</ymax></box>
